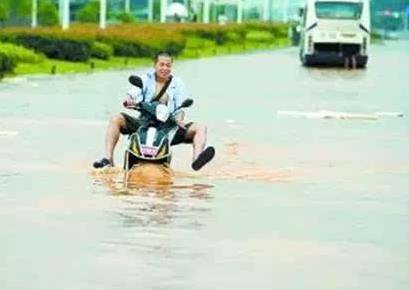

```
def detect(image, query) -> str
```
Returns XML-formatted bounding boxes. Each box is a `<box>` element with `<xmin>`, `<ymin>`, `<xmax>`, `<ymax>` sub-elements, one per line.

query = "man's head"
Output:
<box><xmin>154</xmin><ymin>51</ymin><xmax>173</xmax><ymax>81</ymax></box>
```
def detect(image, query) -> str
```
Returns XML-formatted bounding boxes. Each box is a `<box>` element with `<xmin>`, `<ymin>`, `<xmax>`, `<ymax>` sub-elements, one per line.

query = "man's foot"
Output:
<box><xmin>93</xmin><ymin>157</ymin><xmax>112</xmax><ymax>169</ymax></box>
<box><xmin>192</xmin><ymin>146</ymin><xmax>215</xmax><ymax>171</ymax></box>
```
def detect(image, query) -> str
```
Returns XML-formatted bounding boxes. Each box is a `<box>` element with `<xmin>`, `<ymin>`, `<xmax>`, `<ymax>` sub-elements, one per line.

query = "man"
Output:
<box><xmin>93</xmin><ymin>51</ymin><xmax>215</xmax><ymax>171</ymax></box>
<box><xmin>342</xmin><ymin>44</ymin><xmax>358</xmax><ymax>69</ymax></box>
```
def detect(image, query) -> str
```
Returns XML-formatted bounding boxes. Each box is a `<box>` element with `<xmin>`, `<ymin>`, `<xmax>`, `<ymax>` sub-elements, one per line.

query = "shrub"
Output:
<box><xmin>0</xmin><ymin>23</ymin><xmax>288</xmax><ymax>64</ymax></box>
<box><xmin>0</xmin><ymin>27</ymin><xmax>94</xmax><ymax>62</ymax></box>
<box><xmin>371</xmin><ymin>32</ymin><xmax>381</xmax><ymax>40</ymax></box>
<box><xmin>245</xmin><ymin>30</ymin><xmax>275</xmax><ymax>42</ymax></box>
<box><xmin>91</xmin><ymin>41</ymin><xmax>113</xmax><ymax>60</ymax></box>
<box><xmin>180</xmin><ymin>24</ymin><xmax>248</xmax><ymax>45</ymax></box>
<box><xmin>0</xmin><ymin>53</ymin><xmax>17</xmax><ymax>75</ymax></box>
<box><xmin>185</xmin><ymin>37</ymin><xmax>215</xmax><ymax>49</ymax></box>
<box><xmin>16</xmin><ymin>35</ymin><xmax>92</xmax><ymax>62</ymax></box>
<box><xmin>99</xmin><ymin>24</ymin><xmax>186</xmax><ymax>57</ymax></box>
<box><xmin>195</xmin><ymin>27</ymin><xmax>228</xmax><ymax>45</ymax></box>
<box><xmin>0</xmin><ymin>42</ymin><xmax>43</xmax><ymax>63</ymax></box>
<box><xmin>244</xmin><ymin>22</ymin><xmax>289</xmax><ymax>39</ymax></box>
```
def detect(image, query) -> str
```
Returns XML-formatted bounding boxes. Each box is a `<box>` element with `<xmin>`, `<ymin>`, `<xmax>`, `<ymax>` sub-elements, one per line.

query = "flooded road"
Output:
<box><xmin>1</xmin><ymin>41</ymin><xmax>408</xmax><ymax>290</ymax></box>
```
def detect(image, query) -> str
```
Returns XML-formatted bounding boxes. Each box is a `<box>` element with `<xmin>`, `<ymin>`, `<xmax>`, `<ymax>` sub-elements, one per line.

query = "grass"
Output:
<box><xmin>13</xmin><ymin>56</ymin><xmax>152</xmax><ymax>76</ymax></box>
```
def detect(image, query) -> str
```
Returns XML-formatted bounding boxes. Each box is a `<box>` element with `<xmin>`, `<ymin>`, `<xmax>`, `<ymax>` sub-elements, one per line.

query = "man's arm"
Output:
<box><xmin>123</xmin><ymin>87</ymin><xmax>141</xmax><ymax>107</ymax></box>
<box><xmin>174</xmin><ymin>110</ymin><xmax>186</xmax><ymax>129</ymax></box>
<box><xmin>173</xmin><ymin>78</ymin><xmax>189</xmax><ymax>116</ymax></box>
<box><xmin>123</xmin><ymin>74</ymin><xmax>147</xmax><ymax>107</ymax></box>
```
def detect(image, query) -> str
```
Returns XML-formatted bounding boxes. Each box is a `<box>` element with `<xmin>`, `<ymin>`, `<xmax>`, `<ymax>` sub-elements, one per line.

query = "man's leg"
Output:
<box><xmin>185</xmin><ymin>123</ymin><xmax>215</xmax><ymax>170</ymax></box>
<box><xmin>94</xmin><ymin>114</ymin><xmax>126</xmax><ymax>168</ymax></box>
<box><xmin>186</xmin><ymin>123</ymin><xmax>207</xmax><ymax>161</ymax></box>
<box><xmin>344</xmin><ymin>57</ymin><xmax>349</xmax><ymax>69</ymax></box>
<box><xmin>104</xmin><ymin>115</ymin><xmax>126</xmax><ymax>165</ymax></box>
<box><xmin>351</xmin><ymin>55</ymin><xmax>357</xmax><ymax>69</ymax></box>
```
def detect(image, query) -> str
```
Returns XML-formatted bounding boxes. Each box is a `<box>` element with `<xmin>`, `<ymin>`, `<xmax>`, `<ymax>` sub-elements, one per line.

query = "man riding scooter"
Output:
<box><xmin>93</xmin><ymin>51</ymin><xmax>215</xmax><ymax>171</ymax></box>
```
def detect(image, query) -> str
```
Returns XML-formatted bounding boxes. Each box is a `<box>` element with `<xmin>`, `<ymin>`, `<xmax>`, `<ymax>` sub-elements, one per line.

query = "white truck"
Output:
<box><xmin>299</xmin><ymin>0</ymin><xmax>370</xmax><ymax>67</ymax></box>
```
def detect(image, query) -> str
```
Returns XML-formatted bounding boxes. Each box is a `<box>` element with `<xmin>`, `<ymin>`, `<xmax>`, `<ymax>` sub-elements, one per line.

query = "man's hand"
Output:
<box><xmin>123</xmin><ymin>96</ymin><xmax>137</xmax><ymax>108</ymax></box>
<box><xmin>176</xmin><ymin>119</ymin><xmax>186</xmax><ymax>129</ymax></box>
<box><xmin>174</xmin><ymin>111</ymin><xmax>186</xmax><ymax>129</ymax></box>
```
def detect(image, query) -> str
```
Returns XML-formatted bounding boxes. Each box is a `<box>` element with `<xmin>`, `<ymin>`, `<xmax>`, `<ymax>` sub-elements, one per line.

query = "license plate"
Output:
<box><xmin>141</xmin><ymin>146</ymin><xmax>158</xmax><ymax>156</ymax></box>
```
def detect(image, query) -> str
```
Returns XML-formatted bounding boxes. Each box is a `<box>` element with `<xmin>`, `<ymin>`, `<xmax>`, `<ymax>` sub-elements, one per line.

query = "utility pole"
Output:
<box><xmin>237</xmin><ymin>0</ymin><xmax>243</xmax><ymax>23</ymax></box>
<box><xmin>31</xmin><ymin>0</ymin><xmax>37</xmax><ymax>28</ymax></box>
<box><xmin>203</xmin><ymin>0</ymin><xmax>210</xmax><ymax>23</ymax></box>
<box><xmin>59</xmin><ymin>0</ymin><xmax>63</xmax><ymax>25</ymax></box>
<box><xmin>125</xmin><ymin>0</ymin><xmax>130</xmax><ymax>14</ymax></box>
<box><xmin>148</xmin><ymin>0</ymin><xmax>153</xmax><ymax>21</ymax></box>
<box><xmin>405</xmin><ymin>6</ymin><xmax>409</xmax><ymax>31</ymax></box>
<box><xmin>283</xmin><ymin>0</ymin><xmax>289</xmax><ymax>22</ymax></box>
<box><xmin>263</xmin><ymin>0</ymin><xmax>269</xmax><ymax>21</ymax></box>
<box><xmin>160</xmin><ymin>0</ymin><xmax>167</xmax><ymax>23</ymax></box>
<box><xmin>264</xmin><ymin>0</ymin><xmax>275</xmax><ymax>21</ymax></box>
<box><xmin>62</xmin><ymin>0</ymin><xmax>70</xmax><ymax>30</ymax></box>
<box><xmin>100</xmin><ymin>0</ymin><xmax>106</xmax><ymax>29</ymax></box>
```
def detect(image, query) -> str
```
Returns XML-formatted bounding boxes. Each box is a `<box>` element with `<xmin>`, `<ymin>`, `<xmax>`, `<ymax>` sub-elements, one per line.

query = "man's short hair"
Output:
<box><xmin>154</xmin><ymin>51</ymin><xmax>173</xmax><ymax>63</ymax></box>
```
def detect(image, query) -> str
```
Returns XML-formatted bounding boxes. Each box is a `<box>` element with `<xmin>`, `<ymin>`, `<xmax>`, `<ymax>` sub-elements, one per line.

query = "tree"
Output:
<box><xmin>116</xmin><ymin>12</ymin><xmax>135</xmax><ymax>23</ymax></box>
<box><xmin>15</xmin><ymin>0</ymin><xmax>31</xmax><ymax>17</ymax></box>
<box><xmin>76</xmin><ymin>1</ymin><xmax>99</xmax><ymax>23</ymax></box>
<box><xmin>0</xmin><ymin>2</ymin><xmax>9</xmax><ymax>24</ymax></box>
<box><xmin>38</xmin><ymin>1</ymin><xmax>59</xmax><ymax>26</ymax></box>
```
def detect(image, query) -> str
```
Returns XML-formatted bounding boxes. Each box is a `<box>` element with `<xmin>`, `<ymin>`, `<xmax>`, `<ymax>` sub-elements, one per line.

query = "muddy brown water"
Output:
<box><xmin>1</xmin><ymin>41</ymin><xmax>408</xmax><ymax>290</ymax></box>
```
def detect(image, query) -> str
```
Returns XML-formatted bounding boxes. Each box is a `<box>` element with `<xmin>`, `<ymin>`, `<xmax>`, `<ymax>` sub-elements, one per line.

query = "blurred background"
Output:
<box><xmin>0</xmin><ymin>0</ymin><xmax>408</xmax><ymax>31</ymax></box>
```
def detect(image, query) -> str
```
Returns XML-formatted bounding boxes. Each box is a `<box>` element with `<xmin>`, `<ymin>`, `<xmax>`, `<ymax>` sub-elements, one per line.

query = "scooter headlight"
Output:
<box><xmin>156</xmin><ymin>104</ymin><xmax>170</xmax><ymax>122</ymax></box>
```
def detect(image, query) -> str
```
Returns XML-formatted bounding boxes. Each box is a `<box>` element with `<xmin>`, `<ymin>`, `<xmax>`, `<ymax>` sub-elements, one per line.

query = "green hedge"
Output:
<box><xmin>0</xmin><ymin>42</ymin><xmax>43</xmax><ymax>63</ymax></box>
<box><xmin>0</xmin><ymin>28</ymin><xmax>93</xmax><ymax>62</ymax></box>
<box><xmin>108</xmin><ymin>40</ymin><xmax>150</xmax><ymax>57</ymax></box>
<box><xmin>179</xmin><ymin>23</ymin><xmax>288</xmax><ymax>45</ymax></box>
<box><xmin>244</xmin><ymin>22</ymin><xmax>288</xmax><ymax>38</ymax></box>
<box><xmin>91</xmin><ymin>41</ymin><xmax>113</xmax><ymax>60</ymax></box>
<box><xmin>16</xmin><ymin>35</ymin><xmax>92</xmax><ymax>61</ymax></box>
<box><xmin>0</xmin><ymin>23</ymin><xmax>288</xmax><ymax>63</ymax></box>
<box><xmin>181</xmin><ymin>24</ymin><xmax>233</xmax><ymax>45</ymax></box>
<box><xmin>0</xmin><ymin>42</ymin><xmax>43</xmax><ymax>76</ymax></box>
<box><xmin>98</xmin><ymin>24</ymin><xmax>187</xmax><ymax>57</ymax></box>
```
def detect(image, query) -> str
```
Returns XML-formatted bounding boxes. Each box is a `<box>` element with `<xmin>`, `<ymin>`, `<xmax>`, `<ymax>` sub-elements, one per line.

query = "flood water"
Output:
<box><xmin>1</xmin><ymin>41</ymin><xmax>408</xmax><ymax>290</ymax></box>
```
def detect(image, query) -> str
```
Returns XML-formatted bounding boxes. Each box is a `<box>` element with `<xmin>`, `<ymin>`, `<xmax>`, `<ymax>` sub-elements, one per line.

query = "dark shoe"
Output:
<box><xmin>192</xmin><ymin>146</ymin><xmax>215</xmax><ymax>171</ymax></box>
<box><xmin>93</xmin><ymin>157</ymin><xmax>112</xmax><ymax>169</ymax></box>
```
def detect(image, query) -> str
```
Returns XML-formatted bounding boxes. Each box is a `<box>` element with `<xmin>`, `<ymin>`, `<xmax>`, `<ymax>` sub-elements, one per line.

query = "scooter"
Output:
<box><xmin>123</xmin><ymin>75</ymin><xmax>193</xmax><ymax>186</ymax></box>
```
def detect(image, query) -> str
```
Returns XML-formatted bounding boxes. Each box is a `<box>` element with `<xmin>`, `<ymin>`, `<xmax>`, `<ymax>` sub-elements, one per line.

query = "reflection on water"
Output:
<box><xmin>109</xmin><ymin>185</ymin><xmax>212</xmax><ymax>228</ymax></box>
<box><xmin>91</xmin><ymin>165</ymin><xmax>214</xmax><ymax>229</ymax></box>
<box><xmin>90</xmin><ymin>140</ymin><xmax>292</xmax><ymax>192</ymax></box>
<box><xmin>91</xmin><ymin>166</ymin><xmax>214</xmax><ymax>198</ymax></box>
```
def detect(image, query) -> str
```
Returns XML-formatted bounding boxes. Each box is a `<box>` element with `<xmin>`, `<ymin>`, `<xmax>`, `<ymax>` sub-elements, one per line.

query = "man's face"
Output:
<box><xmin>154</xmin><ymin>56</ymin><xmax>172</xmax><ymax>80</ymax></box>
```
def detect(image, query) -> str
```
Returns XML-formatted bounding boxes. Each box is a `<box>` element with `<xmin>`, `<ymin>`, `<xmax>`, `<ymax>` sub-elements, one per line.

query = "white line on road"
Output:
<box><xmin>0</xmin><ymin>131</ymin><xmax>19</xmax><ymax>136</ymax></box>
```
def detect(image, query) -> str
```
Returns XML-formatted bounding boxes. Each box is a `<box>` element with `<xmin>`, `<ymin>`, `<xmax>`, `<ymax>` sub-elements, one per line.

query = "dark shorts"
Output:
<box><xmin>120</xmin><ymin>113</ymin><xmax>194</xmax><ymax>146</ymax></box>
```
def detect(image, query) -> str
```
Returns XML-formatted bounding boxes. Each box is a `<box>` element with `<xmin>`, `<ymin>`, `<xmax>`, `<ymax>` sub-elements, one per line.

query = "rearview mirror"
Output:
<box><xmin>180</xmin><ymin>99</ymin><xmax>193</xmax><ymax>108</ymax></box>
<box><xmin>128</xmin><ymin>75</ymin><xmax>143</xmax><ymax>89</ymax></box>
